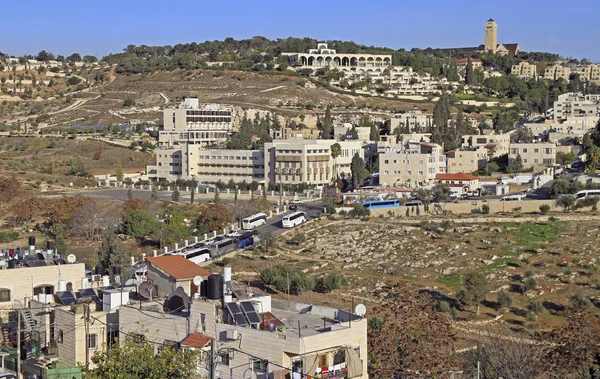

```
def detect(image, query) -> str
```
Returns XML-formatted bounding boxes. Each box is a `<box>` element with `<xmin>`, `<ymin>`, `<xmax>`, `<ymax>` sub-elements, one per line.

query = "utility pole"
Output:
<box><xmin>210</xmin><ymin>338</ymin><xmax>216</xmax><ymax>379</ymax></box>
<box><xmin>84</xmin><ymin>303</ymin><xmax>90</xmax><ymax>367</ymax></box>
<box><xmin>279</xmin><ymin>168</ymin><xmax>283</xmax><ymax>207</ymax></box>
<box><xmin>17</xmin><ymin>309</ymin><xmax>21</xmax><ymax>379</ymax></box>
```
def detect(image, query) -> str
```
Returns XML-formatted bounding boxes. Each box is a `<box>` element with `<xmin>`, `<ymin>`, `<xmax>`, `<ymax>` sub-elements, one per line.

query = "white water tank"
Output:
<box><xmin>58</xmin><ymin>280</ymin><xmax>66</xmax><ymax>292</ymax></box>
<box><xmin>224</xmin><ymin>266</ymin><xmax>232</xmax><ymax>282</ymax></box>
<box><xmin>224</xmin><ymin>294</ymin><xmax>233</xmax><ymax>304</ymax></box>
<box><xmin>102</xmin><ymin>275</ymin><xmax>110</xmax><ymax>287</ymax></box>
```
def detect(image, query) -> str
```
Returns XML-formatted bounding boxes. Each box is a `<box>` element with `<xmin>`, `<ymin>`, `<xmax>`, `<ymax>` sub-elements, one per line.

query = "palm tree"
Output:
<box><xmin>330</xmin><ymin>143</ymin><xmax>342</xmax><ymax>182</ymax></box>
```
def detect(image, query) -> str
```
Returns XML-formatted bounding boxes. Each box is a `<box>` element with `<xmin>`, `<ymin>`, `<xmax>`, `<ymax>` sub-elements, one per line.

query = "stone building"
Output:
<box><xmin>379</xmin><ymin>142</ymin><xmax>446</xmax><ymax>187</ymax></box>
<box><xmin>285</xmin><ymin>43</ymin><xmax>391</xmax><ymax>68</ymax></box>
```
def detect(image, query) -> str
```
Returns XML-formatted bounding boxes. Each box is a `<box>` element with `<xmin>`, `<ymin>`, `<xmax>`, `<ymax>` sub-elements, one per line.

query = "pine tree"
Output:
<box><xmin>115</xmin><ymin>160</ymin><xmax>124</xmax><ymax>182</ymax></box>
<box><xmin>350</xmin><ymin>125</ymin><xmax>359</xmax><ymax>140</ymax></box>
<box><xmin>350</xmin><ymin>153</ymin><xmax>367</xmax><ymax>189</ymax></box>
<box><xmin>321</xmin><ymin>104</ymin><xmax>334</xmax><ymax>139</ymax></box>
<box><xmin>370</xmin><ymin>125</ymin><xmax>379</xmax><ymax>141</ymax></box>
<box><xmin>466</xmin><ymin>58</ymin><xmax>476</xmax><ymax>85</ymax></box>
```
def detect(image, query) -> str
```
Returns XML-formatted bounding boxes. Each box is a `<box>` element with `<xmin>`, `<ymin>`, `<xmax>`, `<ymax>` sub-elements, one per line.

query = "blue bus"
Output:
<box><xmin>362</xmin><ymin>199</ymin><xmax>400</xmax><ymax>209</ymax></box>
<box><xmin>237</xmin><ymin>230</ymin><xmax>259</xmax><ymax>249</ymax></box>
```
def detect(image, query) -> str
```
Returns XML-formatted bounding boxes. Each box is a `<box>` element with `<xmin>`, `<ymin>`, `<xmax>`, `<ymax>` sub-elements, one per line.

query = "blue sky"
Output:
<box><xmin>4</xmin><ymin>0</ymin><xmax>599</xmax><ymax>61</ymax></box>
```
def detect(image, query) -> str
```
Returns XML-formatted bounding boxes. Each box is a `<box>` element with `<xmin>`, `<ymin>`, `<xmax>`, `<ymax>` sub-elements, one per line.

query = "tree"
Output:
<box><xmin>67</xmin><ymin>76</ymin><xmax>82</xmax><ymax>85</ymax></box>
<box><xmin>457</xmin><ymin>272</ymin><xmax>490</xmax><ymax>315</ymax></box>
<box><xmin>69</xmin><ymin>199</ymin><xmax>118</xmax><ymax>241</ymax></box>
<box><xmin>321</xmin><ymin>104</ymin><xmax>334</xmax><ymax>139</ymax></box>
<box><xmin>315</xmin><ymin>272</ymin><xmax>348</xmax><ymax>293</ymax></box>
<box><xmin>349</xmin><ymin>125</ymin><xmax>359</xmax><ymax>140</ymax></box>
<box><xmin>539</xmin><ymin>203</ymin><xmax>551</xmax><ymax>215</ymax></box>
<box><xmin>124</xmin><ymin>209</ymin><xmax>156</xmax><ymax>240</ymax></box>
<box><xmin>171</xmin><ymin>187</ymin><xmax>180</xmax><ymax>202</ymax></box>
<box><xmin>99</xmin><ymin>232</ymin><xmax>125</xmax><ymax>274</ymax></box>
<box><xmin>259</xmin><ymin>265</ymin><xmax>314</xmax><ymax>294</ymax></box>
<box><xmin>465</xmin><ymin>58</ymin><xmax>476</xmax><ymax>85</ymax></box>
<box><xmin>83</xmin><ymin>335</ymin><xmax>200</xmax><ymax>379</ymax></box>
<box><xmin>115</xmin><ymin>160</ymin><xmax>124</xmax><ymax>182</ymax></box>
<box><xmin>66</xmin><ymin>53</ymin><xmax>82</xmax><ymax>62</ymax></box>
<box><xmin>370</xmin><ymin>124</ymin><xmax>379</xmax><ymax>141</ymax></box>
<box><xmin>353</xmin><ymin>204</ymin><xmax>370</xmax><ymax>218</ymax></box>
<box><xmin>556</xmin><ymin>194</ymin><xmax>576</xmax><ymax>211</ymax></box>
<box><xmin>508</xmin><ymin>154</ymin><xmax>524</xmax><ymax>173</ymax></box>
<box><xmin>330</xmin><ymin>143</ymin><xmax>342</xmax><ymax>181</ymax></box>
<box><xmin>497</xmin><ymin>290</ymin><xmax>512</xmax><ymax>309</ymax></box>
<box><xmin>350</xmin><ymin>153</ymin><xmax>367</xmax><ymax>189</ymax></box>
<box><xmin>0</xmin><ymin>177</ymin><xmax>22</xmax><ymax>205</ymax></box>
<box><xmin>36</xmin><ymin>50</ymin><xmax>55</xmax><ymax>62</ymax></box>
<box><xmin>197</xmin><ymin>203</ymin><xmax>232</xmax><ymax>231</ymax></box>
<box><xmin>556</xmin><ymin>151</ymin><xmax>577</xmax><ymax>166</ymax></box>
<box><xmin>571</xmin><ymin>293</ymin><xmax>593</xmax><ymax>310</ymax></box>
<box><xmin>432</xmin><ymin>183</ymin><xmax>451</xmax><ymax>203</ymax></box>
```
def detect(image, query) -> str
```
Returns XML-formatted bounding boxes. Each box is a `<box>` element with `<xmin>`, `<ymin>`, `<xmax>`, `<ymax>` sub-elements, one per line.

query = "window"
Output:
<box><xmin>89</xmin><ymin>334</ymin><xmax>98</xmax><ymax>350</ymax></box>
<box><xmin>57</xmin><ymin>330</ymin><xmax>64</xmax><ymax>343</ymax></box>
<box><xmin>200</xmin><ymin>313</ymin><xmax>206</xmax><ymax>332</ymax></box>
<box><xmin>318</xmin><ymin>354</ymin><xmax>328</xmax><ymax>368</ymax></box>
<box><xmin>0</xmin><ymin>289</ymin><xmax>10</xmax><ymax>302</ymax></box>
<box><xmin>534</xmin><ymin>149</ymin><xmax>539</xmax><ymax>153</ymax></box>
<box><xmin>219</xmin><ymin>352</ymin><xmax>230</xmax><ymax>366</ymax></box>
<box><xmin>251</xmin><ymin>359</ymin><xmax>266</xmax><ymax>372</ymax></box>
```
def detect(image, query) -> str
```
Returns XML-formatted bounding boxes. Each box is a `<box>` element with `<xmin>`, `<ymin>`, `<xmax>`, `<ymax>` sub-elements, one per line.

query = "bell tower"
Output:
<box><xmin>484</xmin><ymin>19</ymin><xmax>498</xmax><ymax>54</ymax></box>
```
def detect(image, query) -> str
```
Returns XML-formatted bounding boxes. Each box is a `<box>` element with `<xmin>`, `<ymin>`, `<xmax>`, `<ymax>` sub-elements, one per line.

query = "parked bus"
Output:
<box><xmin>500</xmin><ymin>194</ymin><xmax>525</xmax><ymax>201</ymax></box>
<box><xmin>282</xmin><ymin>211</ymin><xmax>307</xmax><ymax>228</ymax></box>
<box><xmin>362</xmin><ymin>199</ymin><xmax>400</xmax><ymax>209</ymax></box>
<box><xmin>242</xmin><ymin>213</ymin><xmax>268</xmax><ymax>230</ymax></box>
<box><xmin>210</xmin><ymin>238</ymin><xmax>238</xmax><ymax>257</ymax></box>
<box><xmin>575</xmin><ymin>190</ymin><xmax>600</xmax><ymax>199</ymax></box>
<box><xmin>237</xmin><ymin>230</ymin><xmax>260</xmax><ymax>249</ymax></box>
<box><xmin>177</xmin><ymin>246</ymin><xmax>212</xmax><ymax>264</ymax></box>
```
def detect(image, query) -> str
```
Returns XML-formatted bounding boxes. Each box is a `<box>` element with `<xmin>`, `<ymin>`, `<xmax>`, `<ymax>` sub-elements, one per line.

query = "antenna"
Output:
<box><xmin>354</xmin><ymin>303</ymin><xmax>367</xmax><ymax>317</ymax></box>
<box><xmin>67</xmin><ymin>254</ymin><xmax>76</xmax><ymax>263</ymax></box>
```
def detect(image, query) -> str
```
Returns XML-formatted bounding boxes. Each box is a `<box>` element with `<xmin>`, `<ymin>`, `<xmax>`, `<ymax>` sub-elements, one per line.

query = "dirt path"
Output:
<box><xmin>260</xmin><ymin>85</ymin><xmax>286</xmax><ymax>93</ymax></box>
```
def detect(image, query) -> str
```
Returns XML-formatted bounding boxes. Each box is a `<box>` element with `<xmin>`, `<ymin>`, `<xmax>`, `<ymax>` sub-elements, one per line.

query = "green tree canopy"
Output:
<box><xmin>350</xmin><ymin>153</ymin><xmax>368</xmax><ymax>189</ymax></box>
<box><xmin>124</xmin><ymin>209</ymin><xmax>156</xmax><ymax>240</ymax></box>
<box><xmin>457</xmin><ymin>272</ymin><xmax>490</xmax><ymax>315</ymax></box>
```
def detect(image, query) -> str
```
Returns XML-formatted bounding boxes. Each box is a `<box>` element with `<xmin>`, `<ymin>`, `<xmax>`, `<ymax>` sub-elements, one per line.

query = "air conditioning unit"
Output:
<box><xmin>92</xmin><ymin>275</ymin><xmax>102</xmax><ymax>282</ymax></box>
<box><xmin>226</xmin><ymin>330</ymin><xmax>238</xmax><ymax>340</ymax></box>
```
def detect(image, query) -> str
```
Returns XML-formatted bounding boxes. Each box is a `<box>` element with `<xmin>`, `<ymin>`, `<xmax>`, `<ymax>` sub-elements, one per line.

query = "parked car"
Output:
<box><xmin>289</xmin><ymin>204</ymin><xmax>298</xmax><ymax>211</ymax></box>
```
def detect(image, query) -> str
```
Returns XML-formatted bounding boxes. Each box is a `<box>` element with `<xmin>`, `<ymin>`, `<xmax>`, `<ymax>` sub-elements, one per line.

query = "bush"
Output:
<box><xmin>67</xmin><ymin>76</ymin><xmax>82</xmax><ymax>85</ymax></box>
<box><xmin>526</xmin><ymin>312</ymin><xmax>537</xmax><ymax>323</ymax></box>
<box><xmin>527</xmin><ymin>300</ymin><xmax>545</xmax><ymax>314</ymax></box>
<box><xmin>369</xmin><ymin>316</ymin><xmax>383</xmax><ymax>332</ymax></box>
<box><xmin>314</xmin><ymin>272</ymin><xmax>348</xmax><ymax>293</ymax></box>
<box><xmin>539</xmin><ymin>203</ymin><xmax>551</xmax><ymax>215</ymax></box>
<box><xmin>0</xmin><ymin>231</ymin><xmax>20</xmax><ymax>243</ymax></box>
<box><xmin>353</xmin><ymin>204</ymin><xmax>370</xmax><ymax>218</ymax></box>
<box><xmin>259</xmin><ymin>265</ymin><xmax>314</xmax><ymax>294</ymax></box>
<box><xmin>436</xmin><ymin>300</ymin><xmax>451</xmax><ymax>313</ymax></box>
<box><xmin>123</xmin><ymin>98</ymin><xmax>136</xmax><ymax>107</ymax></box>
<box><xmin>497</xmin><ymin>290</ymin><xmax>512</xmax><ymax>309</ymax></box>
<box><xmin>325</xmin><ymin>204</ymin><xmax>337</xmax><ymax>215</ymax></box>
<box><xmin>570</xmin><ymin>293</ymin><xmax>593</xmax><ymax>310</ymax></box>
<box><xmin>338</xmin><ymin>210</ymin><xmax>347</xmax><ymax>217</ymax></box>
<box><xmin>522</xmin><ymin>277</ymin><xmax>537</xmax><ymax>293</ymax></box>
<box><xmin>481</xmin><ymin>204</ymin><xmax>490</xmax><ymax>214</ymax></box>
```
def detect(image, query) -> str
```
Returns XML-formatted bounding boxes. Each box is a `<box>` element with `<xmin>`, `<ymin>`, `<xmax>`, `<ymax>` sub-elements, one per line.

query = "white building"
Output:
<box><xmin>379</xmin><ymin>142</ymin><xmax>446</xmax><ymax>187</ymax></box>
<box><xmin>285</xmin><ymin>43</ymin><xmax>391</xmax><ymax>68</ymax></box>
<box><xmin>508</xmin><ymin>142</ymin><xmax>556</xmax><ymax>170</ymax></box>
<box><xmin>390</xmin><ymin>107</ymin><xmax>433</xmax><ymax>133</ymax></box>
<box><xmin>554</xmin><ymin>92</ymin><xmax>600</xmax><ymax>121</ymax></box>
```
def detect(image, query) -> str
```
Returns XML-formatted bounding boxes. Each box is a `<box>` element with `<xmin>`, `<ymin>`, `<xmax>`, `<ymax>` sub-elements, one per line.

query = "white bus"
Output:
<box><xmin>178</xmin><ymin>246</ymin><xmax>212</xmax><ymax>264</ymax></box>
<box><xmin>575</xmin><ymin>190</ymin><xmax>600</xmax><ymax>199</ymax></box>
<box><xmin>242</xmin><ymin>213</ymin><xmax>268</xmax><ymax>230</ymax></box>
<box><xmin>282</xmin><ymin>211</ymin><xmax>306</xmax><ymax>228</ymax></box>
<box><xmin>500</xmin><ymin>194</ymin><xmax>525</xmax><ymax>201</ymax></box>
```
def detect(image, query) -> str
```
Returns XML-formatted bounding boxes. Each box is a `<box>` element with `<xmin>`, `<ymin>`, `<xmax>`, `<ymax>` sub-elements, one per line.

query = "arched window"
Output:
<box><xmin>66</xmin><ymin>282</ymin><xmax>73</xmax><ymax>292</ymax></box>
<box><xmin>0</xmin><ymin>288</ymin><xmax>10</xmax><ymax>302</ymax></box>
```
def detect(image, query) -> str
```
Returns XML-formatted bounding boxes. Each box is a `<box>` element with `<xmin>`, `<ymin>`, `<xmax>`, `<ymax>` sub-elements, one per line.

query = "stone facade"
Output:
<box><xmin>379</xmin><ymin>142</ymin><xmax>446</xmax><ymax>187</ymax></box>
<box><xmin>509</xmin><ymin>142</ymin><xmax>556</xmax><ymax>170</ymax></box>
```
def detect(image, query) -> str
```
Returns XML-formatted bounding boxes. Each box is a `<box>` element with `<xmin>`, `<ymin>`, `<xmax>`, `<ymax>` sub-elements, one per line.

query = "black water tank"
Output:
<box><xmin>113</xmin><ymin>264</ymin><xmax>122</xmax><ymax>275</ymax></box>
<box><xmin>47</xmin><ymin>240</ymin><xmax>55</xmax><ymax>251</ymax></box>
<box><xmin>200</xmin><ymin>280</ymin><xmax>208</xmax><ymax>298</ymax></box>
<box><xmin>94</xmin><ymin>264</ymin><xmax>105</xmax><ymax>276</ymax></box>
<box><xmin>207</xmin><ymin>274</ymin><xmax>223</xmax><ymax>300</ymax></box>
<box><xmin>28</xmin><ymin>236</ymin><xmax>35</xmax><ymax>246</ymax></box>
<box><xmin>7</xmin><ymin>259</ymin><xmax>17</xmax><ymax>269</ymax></box>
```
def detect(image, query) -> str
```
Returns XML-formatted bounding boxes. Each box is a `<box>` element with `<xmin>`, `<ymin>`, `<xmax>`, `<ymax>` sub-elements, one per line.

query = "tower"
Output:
<box><xmin>484</xmin><ymin>18</ymin><xmax>497</xmax><ymax>54</ymax></box>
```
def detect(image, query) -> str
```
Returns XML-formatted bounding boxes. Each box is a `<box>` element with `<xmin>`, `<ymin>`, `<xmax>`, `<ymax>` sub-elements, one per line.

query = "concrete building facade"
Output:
<box><xmin>511</xmin><ymin>62</ymin><xmax>537</xmax><ymax>79</ymax></box>
<box><xmin>286</xmin><ymin>43</ymin><xmax>391</xmax><ymax>69</ymax></box>
<box><xmin>379</xmin><ymin>142</ymin><xmax>446</xmax><ymax>187</ymax></box>
<box><xmin>509</xmin><ymin>142</ymin><xmax>556</xmax><ymax>170</ymax></box>
<box><xmin>390</xmin><ymin>107</ymin><xmax>433</xmax><ymax>133</ymax></box>
<box><xmin>461</xmin><ymin>133</ymin><xmax>511</xmax><ymax>158</ymax></box>
<box><xmin>554</xmin><ymin>92</ymin><xmax>600</xmax><ymax>121</ymax></box>
<box><xmin>447</xmin><ymin>147</ymin><xmax>488</xmax><ymax>174</ymax></box>
<box><xmin>544</xmin><ymin>64</ymin><xmax>571</xmax><ymax>81</ymax></box>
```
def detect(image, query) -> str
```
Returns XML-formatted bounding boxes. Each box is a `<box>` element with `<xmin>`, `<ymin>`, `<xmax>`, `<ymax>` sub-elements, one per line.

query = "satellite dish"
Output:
<box><xmin>67</xmin><ymin>254</ymin><xmax>77</xmax><ymax>263</ymax></box>
<box><xmin>139</xmin><ymin>282</ymin><xmax>153</xmax><ymax>300</ymax></box>
<box><xmin>193</xmin><ymin>276</ymin><xmax>203</xmax><ymax>286</ymax></box>
<box><xmin>355</xmin><ymin>303</ymin><xmax>367</xmax><ymax>317</ymax></box>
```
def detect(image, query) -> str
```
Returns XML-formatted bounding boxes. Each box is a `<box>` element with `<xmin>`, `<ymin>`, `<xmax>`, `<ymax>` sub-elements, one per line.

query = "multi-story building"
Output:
<box><xmin>461</xmin><ymin>133</ymin><xmax>511</xmax><ymax>158</ymax></box>
<box><xmin>435</xmin><ymin>172</ymin><xmax>480</xmax><ymax>194</ymax></box>
<box><xmin>511</xmin><ymin>62</ymin><xmax>537</xmax><ymax>79</ymax></box>
<box><xmin>554</xmin><ymin>92</ymin><xmax>600</xmax><ymax>121</ymax></box>
<box><xmin>456</xmin><ymin>58</ymin><xmax>483</xmax><ymax>69</ymax></box>
<box><xmin>379</xmin><ymin>142</ymin><xmax>446</xmax><ymax>187</ymax></box>
<box><xmin>195</xmin><ymin>149</ymin><xmax>265</xmax><ymax>183</ymax></box>
<box><xmin>509</xmin><ymin>142</ymin><xmax>556</xmax><ymax>170</ymax></box>
<box><xmin>446</xmin><ymin>147</ymin><xmax>488</xmax><ymax>174</ymax></box>
<box><xmin>390</xmin><ymin>107</ymin><xmax>433</xmax><ymax>133</ymax></box>
<box><xmin>119</xmin><ymin>270</ymin><xmax>368</xmax><ymax>379</ymax></box>
<box><xmin>285</xmin><ymin>42</ymin><xmax>391</xmax><ymax>68</ymax></box>
<box><xmin>263</xmin><ymin>140</ymin><xmax>363</xmax><ymax>186</ymax></box>
<box><xmin>334</xmin><ymin>124</ymin><xmax>371</xmax><ymax>141</ymax></box>
<box><xmin>544</xmin><ymin>64</ymin><xmax>571</xmax><ymax>81</ymax></box>
<box><xmin>159</xmin><ymin>98</ymin><xmax>232</xmax><ymax>148</ymax></box>
<box><xmin>582</xmin><ymin>64</ymin><xmax>600</xmax><ymax>85</ymax></box>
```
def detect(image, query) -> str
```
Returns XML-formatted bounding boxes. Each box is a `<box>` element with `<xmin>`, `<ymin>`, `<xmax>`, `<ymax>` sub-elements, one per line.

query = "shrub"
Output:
<box><xmin>369</xmin><ymin>316</ymin><xmax>383</xmax><ymax>332</ymax></box>
<box><xmin>123</xmin><ymin>98</ymin><xmax>136</xmax><ymax>107</ymax></box>
<box><xmin>353</xmin><ymin>204</ymin><xmax>370</xmax><ymax>218</ymax></box>
<box><xmin>436</xmin><ymin>300</ymin><xmax>451</xmax><ymax>313</ymax></box>
<box><xmin>570</xmin><ymin>293</ymin><xmax>593</xmax><ymax>310</ymax></box>
<box><xmin>338</xmin><ymin>210</ymin><xmax>347</xmax><ymax>217</ymax></box>
<box><xmin>528</xmin><ymin>300</ymin><xmax>545</xmax><ymax>314</ymax></box>
<box><xmin>522</xmin><ymin>277</ymin><xmax>537</xmax><ymax>293</ymax></box>
<box><xmin>539</xmin><ymin>203</ymin><xmax>551</xmax><ymax>215</ymax></box>
<box><xmin>512</xmin><ymin>206</ymin><xmax>522</xmax><ymax>214</ymax></box>
<box><xmin>314</xmin><ymin>272</ymin><xmax>348</xmax><ymax>293</ymax></box>
<box><xmin>481</xmin><ymin>204</ymin><xmax>490</xmax><ymax>214</ymax></box>
<box><xmin>325</xmin><ymin>204</ymin><xmax>337</xmax><ymax>215</ymax></box>
<box><xmin>259</xmin><ymin>265</ymin><xmax>314</xmax><ymax>294</ymax></box>
<box><xmin>526</xmin><ymin>312</ymin><xmax>537</xmax><ymax>323</ymax></box>
<box><xmin>497</xmin><ymin>290</ymin><xmax>512</xmax><ymax>309</ymax></box>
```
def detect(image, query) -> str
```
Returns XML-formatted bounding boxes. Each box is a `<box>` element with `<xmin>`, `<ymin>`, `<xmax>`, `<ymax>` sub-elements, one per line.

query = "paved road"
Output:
<box><xmin>257</xmin><ymin>201</ymin><xmax>325</xmax><ymax>236</ymax></box>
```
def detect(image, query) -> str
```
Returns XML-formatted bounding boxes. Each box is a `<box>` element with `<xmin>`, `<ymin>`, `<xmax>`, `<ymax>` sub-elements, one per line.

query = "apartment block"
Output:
<box><xmin>159</xmin><ymin>98</ymin><xmax>232</xmax><ymax>148</ymax></box>
<box><xmin>334</xmin><ymin>124</ymin><xmax>371</xmax><ymax>141</ymax></box>
<box><xmin>461</xmin><ymin>133</ymin><xmax>511</xmax><ymax>158</ymax></box>
<box><xmin>509</xmin><ymin>142</ymin><xmax>556</xmax><ymax>170</ymax></box>
<box><xmin>390</xmin><ymin>107</ymin><xmax>433</xmax><ymax>133</ymax></box>
<box><xmin>582</xmin><ymin>64</ymin><xmax>600</xmax><ymax>85</ymax></box>
<box><xmin>263</xmin><ymin>140</ymin><xmax>363</xmax><ymax>186</ymax></box>
<box><xmin>554</xmin><ymin>92</ymin><xmax>600</xmax><ymax>121</ymax></box>
<box><xmin>446</xmin><ymin>147</ymin><xmax>488</xmax><ymax>174</ymax></box>
<box><xmin>511</xmin><ymin>62</ymin><xmax>537</xmax><ymax>79</ymax></box>
<box><xmin>544</xmin><ymin>64</ymin><xmax>571</xmax><ymax>81</ymax></box>
<box><xmin>379</xmin><ymin>142</ymin><xmax>446</xmax><ymax>187</ymax></box>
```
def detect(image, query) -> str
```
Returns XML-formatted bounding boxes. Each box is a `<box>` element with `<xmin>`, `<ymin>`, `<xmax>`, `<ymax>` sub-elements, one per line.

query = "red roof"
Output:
<box><xmin>436</xmin><ymin>172</ymin><xmax>479</xmax><ymax>181</ymax></box>
<box><xmin>180</xmin><ymin>333</ymin><xmax>211</xmax><ymax>348</ymax></box>
<box><xmin>146</xmin><ymin>256</ymin><xmax>211</xmax><ymax>280</ymax></box>
<box><xmin>456</xmin><ymin>58</ymin><xmax>482</xmax><ymax>64</ymax></box>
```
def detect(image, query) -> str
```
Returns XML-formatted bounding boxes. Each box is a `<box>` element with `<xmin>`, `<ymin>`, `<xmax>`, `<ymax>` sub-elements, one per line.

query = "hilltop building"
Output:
<box><xmin>511</xmin><ymin>61</ymin><xmax>538</xmax><ymax>79</ymax></box>
<box><xmin>442</xmin><ymin>19</ymin><xmax>520</xmax><ymax>56</ymax></box>
<box><xmin>285</xmin><ymin>43</ymin><xmax>391</xmax><ymax>68</ymax></box>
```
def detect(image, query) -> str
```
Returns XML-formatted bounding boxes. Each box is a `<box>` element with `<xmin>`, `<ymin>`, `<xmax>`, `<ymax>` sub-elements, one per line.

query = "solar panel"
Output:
<box><xmin>79</xmin><ymin>289</ymin><xmax>100</xmax><ymax>303</ymax></box>
<box><xmin>25</xmin><ymin>260</ymin><xmax>45</xmax><ymax>267</ymax></box>
<box><xmin>240</xmin><ymin>302</ymin><xmax>260</xmax><ymax>324</ymax></box>
<box><xmin>55</xmin><ymin>291</ymin><xmax>77</xmax><ymax>305</ymax></box>
<box><xmin>53</xmin><ymin>258</ymin><xmax>67</xmax><ymax>265</ymax></box>
<box><xmin>226</xmin><ymin>303</ymin><xmax>247</xmax><ymax>326</ymax></box>
<box><xmin>227</xmin><ymin>281</ymin><xmax>246</xmax><ymax>299</ymax></box>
